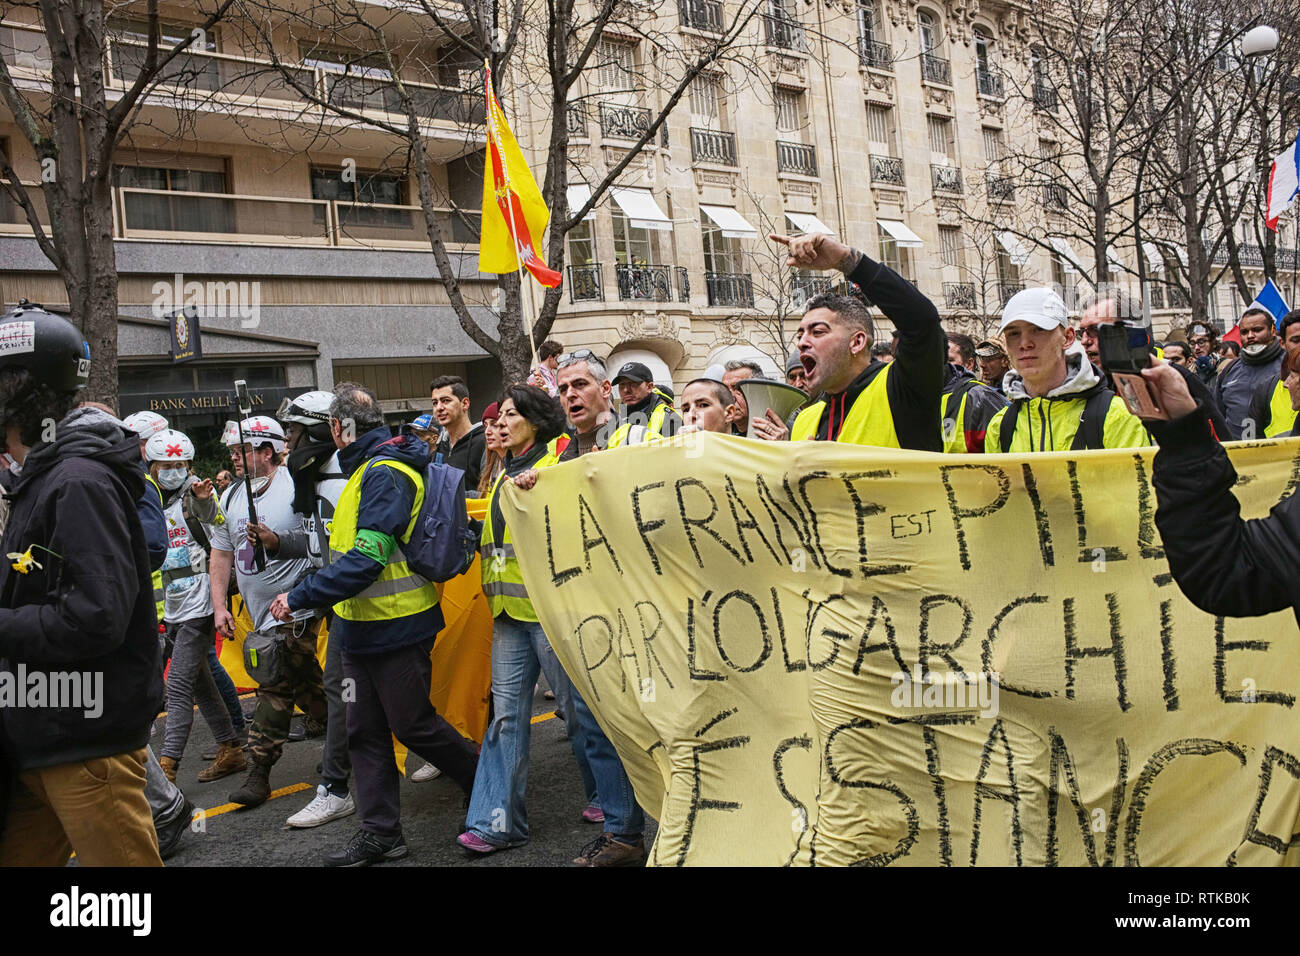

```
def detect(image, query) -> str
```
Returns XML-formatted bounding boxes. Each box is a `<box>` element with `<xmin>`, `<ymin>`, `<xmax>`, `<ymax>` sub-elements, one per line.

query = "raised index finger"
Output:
<box><xmin>769</xmin><ymin>233</ymin><xmax>793</xmax><ymax>246</ymax></box>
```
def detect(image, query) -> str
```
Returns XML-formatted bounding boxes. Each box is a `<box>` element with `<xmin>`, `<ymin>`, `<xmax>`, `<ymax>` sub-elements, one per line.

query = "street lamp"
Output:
<box><xmin>1241</xmin><ymin>25</ymin><xmax>1280</xmax><ymax>57</ymax></box>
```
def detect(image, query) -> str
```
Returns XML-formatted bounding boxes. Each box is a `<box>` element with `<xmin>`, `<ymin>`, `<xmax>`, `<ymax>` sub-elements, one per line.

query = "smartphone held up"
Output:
<box><xmin>1097</xmin><ymin>323</ymin><xmax>1169</xmax><ymax>420</ymax></box>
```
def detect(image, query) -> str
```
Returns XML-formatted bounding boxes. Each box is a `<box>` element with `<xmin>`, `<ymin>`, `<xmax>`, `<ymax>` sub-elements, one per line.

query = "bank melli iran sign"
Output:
<box><xmin>501</xmin><ymin>433</ymin><xmax>1300</xmax><ymax>866</ymax></box>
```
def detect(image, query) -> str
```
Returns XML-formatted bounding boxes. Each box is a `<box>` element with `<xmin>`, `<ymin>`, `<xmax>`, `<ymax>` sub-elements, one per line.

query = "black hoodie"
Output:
<box><xmin>0</xmin><ymin>407</ymin><xmax>163</xmax><ymax>771</ymax></box>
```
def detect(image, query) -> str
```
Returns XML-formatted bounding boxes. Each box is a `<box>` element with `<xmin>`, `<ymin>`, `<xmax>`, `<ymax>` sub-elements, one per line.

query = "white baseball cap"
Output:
<box><xmin>998</xmin><ymin>288</ymin><xmax>1069</xmax><ymax>334</ymax></box>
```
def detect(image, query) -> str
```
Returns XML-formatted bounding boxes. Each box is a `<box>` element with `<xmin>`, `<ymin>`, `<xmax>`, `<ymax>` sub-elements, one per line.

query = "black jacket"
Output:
<box><xmin>1148</xmin><ymin>405</ymin><xmax>1300</xmax><ymax>628</ymax></box>
<box><xmin>435</xmin><ymin>422</ymin><xmax>486</xmax><ymax>494</ymax></box>
<box><xmin>1100</xmin><ymin>360</ymin><xmax>1229</xmax><ymax>442</ymax></box>
<box><xmin>808</xmin><ymin>256</ymin><xmax>945</xmax><ymax>451</ymax></box>
<box><xmin>0</xmin><ymin>407</ymin><xmax>163</xmax><ymax>771</ymax></box>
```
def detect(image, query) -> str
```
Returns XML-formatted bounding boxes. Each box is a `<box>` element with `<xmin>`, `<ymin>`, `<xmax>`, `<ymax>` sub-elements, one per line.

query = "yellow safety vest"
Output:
<box><xmin>789</xmin><ymin>363</ymin><xmax>899</xmax><ymax>447</ymax></box>
<box><xmin>1264</xmin><ymin>378</ymin><xmax>1297</xmax><ymax>438</ymax></box>
<box><xmin>329</xmin><ymin>458</ymin><xmax>438</xmax><ymax>622</ymax></box>
<box><xmin>145</xmin><ymin>473</ymin><xmax>165</xmax><ymax>623</ymax></box>
<box><xmin>480</xmin><ymin>446</ymin><xmax>562</xmax><ymax>621</ymax></box>
<box><xmin>607</xmin><ymin>401</ymin><xmax>672</xmax><ymax>449</ymax></box>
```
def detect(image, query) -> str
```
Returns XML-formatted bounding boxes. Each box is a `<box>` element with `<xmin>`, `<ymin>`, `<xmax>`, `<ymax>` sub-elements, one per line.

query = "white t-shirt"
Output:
<box><xmin>160</xmin><ymin>481</ymin><xmax>212</xmax><ymax>623</ymax></box>
<box><xmin>209</xmin><ymin>466</ymin><xmax>315</xmax><ymax>633</ymax></box>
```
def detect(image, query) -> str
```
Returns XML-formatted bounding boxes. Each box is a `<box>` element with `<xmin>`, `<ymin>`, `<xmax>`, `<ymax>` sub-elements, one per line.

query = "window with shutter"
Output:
<box><xmin>774</xmin><ymin>87</ymin><xmax>801</xmax><ymax>133</ymax></box>
<box><xmin>927</xmin><ymin>115</ymin><xmax>952</xmax><ymax>159</ymax></box>
<box><xmin>597</xmin><ymin>39</ymin><xmax>635</xmax><ymax>91</ymax></box>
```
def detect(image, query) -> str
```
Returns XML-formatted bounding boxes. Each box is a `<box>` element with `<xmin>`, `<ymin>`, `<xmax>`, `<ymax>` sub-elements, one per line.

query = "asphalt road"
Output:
<box><xmin>159</xmin><ymin>677</ymin><xmax>657</xmax><ymax>867</ymax></box>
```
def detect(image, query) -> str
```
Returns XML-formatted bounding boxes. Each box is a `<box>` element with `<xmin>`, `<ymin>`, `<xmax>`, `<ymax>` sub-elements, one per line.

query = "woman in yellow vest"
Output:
<box><xmin>458</xmin><ymin>385</ymin><xmax>598</xmax><ymax>854</ymax></box>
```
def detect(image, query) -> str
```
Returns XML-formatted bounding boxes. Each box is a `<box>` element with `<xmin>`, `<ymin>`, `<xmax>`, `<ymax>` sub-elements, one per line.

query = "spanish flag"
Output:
<box><xmin>479</xmin><ymin>63</ymin><xmax>562</xmax><ymax>287</ymax></box>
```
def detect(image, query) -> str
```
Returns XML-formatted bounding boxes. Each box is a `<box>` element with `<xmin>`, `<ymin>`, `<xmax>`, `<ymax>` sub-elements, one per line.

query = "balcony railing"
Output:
<box><xmin>999</xmin><ymin>282</ymin><xmax>1024</xmax><ymax>306</ymax></box>
<box><xmin>776</xmin><ymin>141</ymin><xmax>817</xmax><ymax>176</ymax></box>
<box><xmin>931</xmin><ymin>164</ymin><xmax>962</xmax><ymax>194</ymax></box>
<box><xmin>763</xmin><ymin>14</ymin><xmax>806</xmax><ymax>51</ymax></box>
<box><xmin>1033</xmin><ymin>82</ymin><xmax>1058</xmax><ymax>111</ymax></box>
<box><xmin>792</xmin><ymin>273</ymin><xmax>835</xmax><ymax>303</ymax></box>
<box><xmin>616</xmin><ymin>263</ymin><xmax>674</xmax><ymax>301</ymax></box>
<box><xmin>944</xmin><ymin>282</ymin><xmax>977</xmax><ymax>310</ymax></box>
<box><xmin>921</xmin><ymin>53</ymin><xmax>951</xmax><ymax>86</ymax></box>
<box><xmin>690</xmin><ymin>127</ymin><xmax>738</xmax><ymax>166</ymax></box>
<box><xmin>326</xmin><ymin>73</ymin><xmax>485</xmax><ymax>125</ymax></box>
<box><xmin>858</xmin><ymin>36</ymin><xmax>893</xmax><ymax>70</ymax></box>
<box><xmin>568</xmin><ymin>263</ymin><xmax>604</xmax><ymax>303</ymax></box>
<box><xmin>987</xmin><ymin>175</ymin><xmax>1016</xmax><ymax>202</ymax></box>
<box><xmin>567</xmin><ymin>103</ymin><xmax>588</xmax><ymax>136</ymax></box>
<box><xmin>676</xmin><ymin>266</ymin><xmax>691</xmax><ymax>302</ymax></box>
<box><xmin>680</xmin><ymin>0</ymin><xmax>724</xmax><ymax>33</ymax></box>
<box><xmin>1043</xmin><ymin>183</ymin><xmax>1068</xmax><ymax>210</ymax></box>
<box><xmin>111</xmin><ymin>187</ymin><xmax>479</xmax><ymax>248</ymax></box>
<box><xmin>336</xmin><ymin>201</ymin><xmax>480</xmax><ymax>246</ymax></box>
<box><xmin>96</xmin><ymin>34</ymin><xmax>485</xmax><ymax>124</ymax></box>
<box><xmin>976</xmin><ymin>68</ymin><xmax>1004</xmax><ymax>98</ymax></box>
<box><xmin>705</xmin><ymin>272</ymin><xmax>754</xmax><ymax>307</ymax></box>
<box><xmin>599</xmin><ymin>102</ymin><xmax>650</xmax><ymax>140</ymax></box>
<box><xmin>870</xmin><ymin>155</ymin><xmax>905</xmax><ymax>186</ymax></box>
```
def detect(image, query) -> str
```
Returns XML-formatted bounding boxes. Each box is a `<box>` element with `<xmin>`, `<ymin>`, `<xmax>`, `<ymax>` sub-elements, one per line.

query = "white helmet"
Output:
<box><xmin>145</xmin><ymin>428</ymin><xmax>195</xmax><ymax>462</ymax></box>
<box><xmin>233</xmin><ymin>415</ymin><xmax>286</xmax><ymax>453</ymax></box>
<box><xmin>278</xmin><ymin>390</ymin><xmax>332</xmax><ymax>426</ymax></box>
<box><xmin>123</xmin><ymin>410</ymin><xmax>169</xmax><ymax>440</ymax></box>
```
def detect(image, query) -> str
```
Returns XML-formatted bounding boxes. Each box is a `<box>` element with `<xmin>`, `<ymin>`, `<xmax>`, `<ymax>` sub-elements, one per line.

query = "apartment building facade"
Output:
<box><xmin>0</xmin><ymin>6</ymin><xmax>501</xmax><ymax>432</ymax></box>
<box><xmin>0</xmin><ymin>1</ymin><xmax>1292</xmax><ymax>423</ymax></box>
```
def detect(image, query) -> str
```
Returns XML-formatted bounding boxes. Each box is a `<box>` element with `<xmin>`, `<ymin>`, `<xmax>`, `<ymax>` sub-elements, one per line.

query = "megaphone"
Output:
<box><xmin>736</xmin><ymin>378</ymin><xmax>808</xmax><ymax>427</ymax></box>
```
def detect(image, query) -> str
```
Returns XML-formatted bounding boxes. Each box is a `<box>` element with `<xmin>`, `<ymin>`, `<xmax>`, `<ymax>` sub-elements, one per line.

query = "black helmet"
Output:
<box><xmin>0</xmin><ymin>300</ymin><xmax>90</xmax><ymax>394</ymax></box>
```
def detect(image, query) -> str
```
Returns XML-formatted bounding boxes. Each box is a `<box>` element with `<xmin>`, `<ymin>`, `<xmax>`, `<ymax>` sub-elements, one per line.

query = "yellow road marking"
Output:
<box><xmin>530</xmin><ymin>711</ymin><xmax>557</xmax><ymax>724</ymax></box>
<box><xmin>197</xmin><ymin>783</ymin><xmax>312</xmax><ymax>819</ymax></box>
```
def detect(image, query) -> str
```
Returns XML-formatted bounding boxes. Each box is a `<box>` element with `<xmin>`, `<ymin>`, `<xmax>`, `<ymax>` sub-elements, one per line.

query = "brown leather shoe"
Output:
<box><xmin>158</xmin><ymin>755</ymin><xmax>178</xmax><ymax>783</ymax></box>
<box><xmin>572</xmin><ymin>833</ymin><xmax>646</xmax><ymax>867</ymax></box>
<box><xmin>197</xmin><ymin>741</ymin><xmax>248</xmax><ymax>783</ymax></box>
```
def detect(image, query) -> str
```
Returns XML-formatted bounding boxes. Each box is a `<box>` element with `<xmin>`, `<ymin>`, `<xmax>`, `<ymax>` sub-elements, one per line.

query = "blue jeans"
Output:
<box><xmin>207</xmin><ymin>644</ymin><xmax>245</xmax><ymax>732</ymax></box>
<box><xmin>572</xmin><ymin>689</ymin><xmax>645</xmax><ymax>841</ymax></box>
<box><xmin>464</xmin><ymin>615</ymin><xmax>596</xmax><ymax>846</ymax></box>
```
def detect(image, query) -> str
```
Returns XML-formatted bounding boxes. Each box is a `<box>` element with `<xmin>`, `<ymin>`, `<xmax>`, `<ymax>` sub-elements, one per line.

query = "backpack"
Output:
<box><xmin>999</xmin><ymin>387</ymin><xmax>1113</xmax><ymax>453</ymax></box>
<box><xmin>391</xmin><ymin>455</ymin><xmax>481</xmax><ymax>583</ymax></box>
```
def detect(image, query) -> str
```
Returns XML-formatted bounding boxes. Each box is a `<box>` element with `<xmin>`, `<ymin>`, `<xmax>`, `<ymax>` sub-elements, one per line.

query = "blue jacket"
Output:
<box><xmin>137</xmin><ymin>461</ymin><xmax>168</xmax><ymax>572</ymax></box>
<box><xmin>287</xmin><ymin>427</ymin><xmax>443</xmax><ymax>654</ymax></box>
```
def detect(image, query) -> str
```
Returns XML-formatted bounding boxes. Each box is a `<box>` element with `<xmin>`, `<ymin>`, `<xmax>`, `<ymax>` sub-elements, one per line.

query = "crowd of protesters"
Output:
<box><xmin>1</xmin><ymin>231</ymin><xmax>1298</xmax><ymax>869</ymax></box>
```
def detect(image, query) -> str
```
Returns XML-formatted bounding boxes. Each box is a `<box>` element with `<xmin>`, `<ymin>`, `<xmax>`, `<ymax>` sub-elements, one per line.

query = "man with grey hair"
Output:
<box><xmin>271</xmin><ymin>381</ymin><xmax>479</xmax><ymax>866</ymax></box>
<box><xmin>1076</xmin><ymin>286</ymin><xmax>1141</xmax><ymax>369</ymax></box>
<box><xmin>1078</xmin><ymin>287</ymin><xmax>1229</xmax><ymax>440</ymax></box>
<box><xmin>556</xmin><ymin>351</ymin><xmax>615</xmax><ymax>459</ymax></box>
<box><xmin>721</xmin><ymin>359</ymin><xmax>763</xmax><ymax>436</ymax></box>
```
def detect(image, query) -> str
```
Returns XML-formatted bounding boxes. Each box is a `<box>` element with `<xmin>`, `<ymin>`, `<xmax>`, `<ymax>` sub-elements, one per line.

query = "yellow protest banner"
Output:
<box><xmin>501</xmin><ymin>432</ymin><xmax>1300</xmax><ymax>866</ymax></box>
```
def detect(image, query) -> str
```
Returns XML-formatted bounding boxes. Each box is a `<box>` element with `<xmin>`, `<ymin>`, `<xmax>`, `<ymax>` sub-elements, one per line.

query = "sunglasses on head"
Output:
<box><xmin>558</xmin><ymin>349</ymin><xmax>600</xmax><ymax>365</ymax></box>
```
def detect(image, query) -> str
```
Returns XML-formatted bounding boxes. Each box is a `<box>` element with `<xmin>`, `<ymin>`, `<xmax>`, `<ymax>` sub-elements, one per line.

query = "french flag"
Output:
<box><xmin>1266</xmin><ymin>129</ymin><xmax>1300</xmax><ymax>231</ymax></box>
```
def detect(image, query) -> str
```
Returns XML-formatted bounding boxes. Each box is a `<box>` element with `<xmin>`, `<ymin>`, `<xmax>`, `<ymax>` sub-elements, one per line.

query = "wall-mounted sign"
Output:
<box><xmin>169</xmin><ymin>306</ymin><xmax>201</xmax><ymax>364</ymax></box>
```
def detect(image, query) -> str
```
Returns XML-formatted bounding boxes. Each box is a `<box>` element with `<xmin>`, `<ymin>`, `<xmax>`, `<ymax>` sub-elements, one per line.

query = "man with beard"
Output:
<box><xmin>770</xmin><ymin>232</ymin><xmax>945</xmax><ymax>450</ymax></box>
<box><xmin>1245</xmin><ymin>310</ymin><xmax>1300</xmax><ymax>439</ymax></box>
<box><xmin>1213</xmin><ymin>307</ymin><xmax>1285</xmax><ymax>439</ymax></box>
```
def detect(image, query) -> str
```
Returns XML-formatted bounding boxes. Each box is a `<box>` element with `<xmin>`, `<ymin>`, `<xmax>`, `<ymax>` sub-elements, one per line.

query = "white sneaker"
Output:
<box><xmin>411</xmin><ymin>762</ymin><xmax>442</xmax><ymax>782</ymax></box>
<box><xmin>286</xmin><ymin>785</ymin><xmax>355</xmax><ymax>829</ymax></box>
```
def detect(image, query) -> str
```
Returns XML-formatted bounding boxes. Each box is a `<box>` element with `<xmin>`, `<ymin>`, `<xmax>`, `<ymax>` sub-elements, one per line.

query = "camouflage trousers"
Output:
<box><xmin>246</xmin><ymin>618</ymin><xmax>327</xmax><ymax>768</ymax></box>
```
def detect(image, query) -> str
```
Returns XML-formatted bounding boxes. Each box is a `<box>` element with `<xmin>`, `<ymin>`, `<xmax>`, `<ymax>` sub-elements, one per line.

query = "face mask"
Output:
<box><xmin>1242</xmin><ymin>343</ymin><xmax>1269</xmax><ymax>357</ymax></box>
<box><xmin>0</xmin><ymin>453</ymin><xmax>20</xmax><ymax>477</ymax></box>
<box><xmin>158</xmin><ymin>467</ymin><xmax>188</xmax><ymax>491</ymax></box>
<box><xmin>248</xmin><ymin>475</ymin><xmax>271</xmax><ymax>495</ymax></box>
